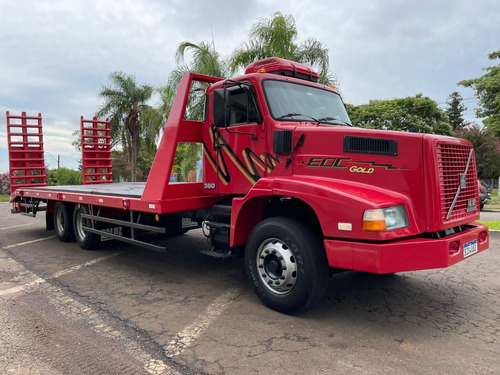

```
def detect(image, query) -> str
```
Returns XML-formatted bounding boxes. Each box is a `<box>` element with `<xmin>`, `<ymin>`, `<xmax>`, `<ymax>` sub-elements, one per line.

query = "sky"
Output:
<box><xmin>1</xmin><ymin>0</ymin><xmax>499</xmax><ymax>173</ymax></box>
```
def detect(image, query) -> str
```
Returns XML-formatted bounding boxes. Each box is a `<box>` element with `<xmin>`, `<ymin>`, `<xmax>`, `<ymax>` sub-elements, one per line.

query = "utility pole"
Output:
<box><xmin>57</xmin><ymin>155</ymin><xmax>60</xmax><ymax>169</ymax></box>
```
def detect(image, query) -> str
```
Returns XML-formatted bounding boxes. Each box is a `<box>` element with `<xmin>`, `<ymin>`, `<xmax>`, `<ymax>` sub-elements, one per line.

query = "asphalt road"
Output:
<box><xmin>480</xmin><ymin>208</ymin><xmax>500</xmax><ymax>222</ymax></box>
<box><xmin>0</xmin><ymin>202</ymin><xmax>499</xmax><ymax>374</ymax></box>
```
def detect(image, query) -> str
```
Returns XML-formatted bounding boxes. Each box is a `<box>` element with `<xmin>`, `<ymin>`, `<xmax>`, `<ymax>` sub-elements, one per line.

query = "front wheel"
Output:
<box><xmin>73</xmin><ymin>204</ymin><xmax>100</xmax><ymax>250</ymax></box>
<box><xmin>245</xmin><ymin>217</ymin><xmax>329</xmax><ymax>314</ymax></box>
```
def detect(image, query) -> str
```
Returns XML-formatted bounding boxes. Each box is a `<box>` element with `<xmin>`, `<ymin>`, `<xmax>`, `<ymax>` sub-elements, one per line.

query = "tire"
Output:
<box><xmin>245</xmin><ymin>216</ymin><xmax>329</xmax><ymax>314</ymax></box>
<box><xmin>73</xmin><ymin>204</ymin><xmax>100</xmax><ymax>250</ymax></box>
<box><xmin>480</xmin><ymin>204</ymin><xmax>484</xmax><ymax>211</ymax></box>
<box><xmin>53</xmin><ymin>202</ymin><xmax>75</xmax><ymax>242</ymax></box>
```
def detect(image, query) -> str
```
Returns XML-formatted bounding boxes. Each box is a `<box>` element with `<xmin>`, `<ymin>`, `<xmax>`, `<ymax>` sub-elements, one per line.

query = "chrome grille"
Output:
<box><xmin>436</xmin><ymin>143</ymin><xmax>478</xmax><ymax>222</ymax></box>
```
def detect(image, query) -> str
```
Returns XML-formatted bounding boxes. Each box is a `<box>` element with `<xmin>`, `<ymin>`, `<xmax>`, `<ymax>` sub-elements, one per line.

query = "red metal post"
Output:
<box><xmin>81</xmin><ymin>116</ymin><xmax>113</xmax><ymax>184</ymax></box>
<box><xmin>6</xmin><ymin>111</ymin><xmax>47</xmax><ymax>193</ymax></box>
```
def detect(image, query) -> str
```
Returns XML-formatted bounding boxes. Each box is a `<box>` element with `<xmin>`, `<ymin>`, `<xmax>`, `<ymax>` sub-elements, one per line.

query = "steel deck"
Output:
<box><xmin>29</xmin><ymin>182</ymin><xmax>145</xmax><ymax>198</ymax></box>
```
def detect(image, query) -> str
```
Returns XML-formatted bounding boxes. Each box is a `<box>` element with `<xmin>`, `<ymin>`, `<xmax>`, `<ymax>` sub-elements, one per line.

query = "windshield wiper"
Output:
<box><xmin>317</xmin><ymin>117</ymin><xmax>352</xmax><ymax>126</ymax></box>
<box><xmin>277</xmin><ymin>113</ymin><xmax>352</xmax><ymax>126</ymax></box>
<box><xmin>276</xmin><ymin>113</ymin><xmax>320</xmax><ymax>123</ymax></box>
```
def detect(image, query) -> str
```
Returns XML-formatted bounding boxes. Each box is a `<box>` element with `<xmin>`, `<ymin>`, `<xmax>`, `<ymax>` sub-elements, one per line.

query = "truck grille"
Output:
<box><xmin>436</xmin><ymin>142</ymin><xmax>478</xmax><ymax>222</ymax></box>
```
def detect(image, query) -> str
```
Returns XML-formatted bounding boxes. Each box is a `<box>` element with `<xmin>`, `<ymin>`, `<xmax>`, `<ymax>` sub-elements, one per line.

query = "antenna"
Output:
<box><xmin>211</xmin><ymin>25</ymin><xmax>216</xmax><ymax>51</ymax></box>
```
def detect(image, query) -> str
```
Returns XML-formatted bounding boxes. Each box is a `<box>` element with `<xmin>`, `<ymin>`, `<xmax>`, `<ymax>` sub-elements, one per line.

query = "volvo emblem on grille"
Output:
<box><xmin>467</xmin><ymin>198</ymin><xmax>477</xmax><ymax>213</ymax></box>
<box><xmin>460</xmin><ymin>174</ymin><xmax>467</xmax><ymax>189</ymax></box>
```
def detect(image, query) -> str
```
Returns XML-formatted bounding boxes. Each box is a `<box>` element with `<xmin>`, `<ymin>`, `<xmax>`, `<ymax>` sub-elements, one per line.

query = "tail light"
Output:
<box><xmin>449</xmin><ymin>241</ymin><xmax>460</xmax><ymax>255</ymax></box>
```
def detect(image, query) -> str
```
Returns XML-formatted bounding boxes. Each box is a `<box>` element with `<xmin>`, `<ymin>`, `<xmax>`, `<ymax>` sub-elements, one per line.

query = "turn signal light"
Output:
<box><xmin>362</xmin><ymin>209</ymin><xmax>387</xmax><ymax>231</ymax></box>
<box><xmin>362</xmin><ymin>219</ymin><xmax>387</xmax><ymax>232</ymax></box>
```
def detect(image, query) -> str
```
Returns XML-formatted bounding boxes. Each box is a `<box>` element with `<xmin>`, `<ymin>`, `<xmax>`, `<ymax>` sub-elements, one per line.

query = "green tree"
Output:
<box><xmin>230</xmin><ymin>12</ymin><xmax>334</xmax><ymax>85</ymax></box>
<box><xmin>47</xmin><ymin>168</ymin><xmax>83</xmax><ymax>186</ymax></box>
<box><xmin>96</xmin><ymin>72</ymin><xmax>154</xmax><ymax>182</ymax></box>
<box><xmin>171</xmin><ymin>41</ymin><xmax>228</xmax><ymax>120</ymax></box>
<box><xmin>445</xmin><ymin>91</ymin><xmax>467</xmax><ymax>131</ymax></box>
<box><xmin>459</xmin><ymin>50</ymin><xmax>500</xmax><ymax>135</ymax></box>
<box><xmin>456</xmin><ymin>124</ymin><xmax>500</xmax><ymax>179</ymax></box>
<box><xmin>346</xmin><ymin>94</ymin><xmax>453</xmax><ymax>135</ymax></box>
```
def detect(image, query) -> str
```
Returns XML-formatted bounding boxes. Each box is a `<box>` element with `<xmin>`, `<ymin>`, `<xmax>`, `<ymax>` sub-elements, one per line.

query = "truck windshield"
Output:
<box><xmin>262</xmin><ymin>79</ymin><xmax>351</xmax><ymax>125</ymax></box>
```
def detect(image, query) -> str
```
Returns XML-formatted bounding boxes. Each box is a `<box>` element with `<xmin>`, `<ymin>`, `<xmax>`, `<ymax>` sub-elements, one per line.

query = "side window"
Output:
<box><xmin>228</xmin><ymin>88</ymin><xmax>258</xmax><ymax>125</ymax></box>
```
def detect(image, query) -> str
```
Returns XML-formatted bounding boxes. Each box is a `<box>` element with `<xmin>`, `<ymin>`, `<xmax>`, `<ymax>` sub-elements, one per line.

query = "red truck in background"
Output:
<box><xmin>9</xmin><ymin>57</ymin><xmax>489</xmax><ymax>314</ymax></box>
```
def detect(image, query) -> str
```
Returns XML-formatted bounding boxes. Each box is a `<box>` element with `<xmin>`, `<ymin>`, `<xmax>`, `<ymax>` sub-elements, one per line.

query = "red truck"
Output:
<box><xmin>9</xmin><ymin>57</ymin><xmax>489</xmax><ymax>314</ymax></box>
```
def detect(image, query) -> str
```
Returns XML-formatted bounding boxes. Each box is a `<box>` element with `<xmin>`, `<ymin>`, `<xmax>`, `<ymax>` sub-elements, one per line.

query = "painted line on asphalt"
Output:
<box><xmin>0</xmin><ymin>252</ymin><xmax>179</xmax><ymax>375</ymax></box>
<box><xmin>0</xmin><ymin>223</ymin><xmax>35</xmax><ymax>230</ymax></box>
<box><xmin>51</xmin><ymin>253</ymin><xmax>122</xmax><ymax>278</ymax></box>
<box><xmin>0</xmin><ymin>252</ymin><xmax>121</xmax><ymax>296</ymax></box>
<box><xmin>3</xmin><ymin>235</ymin><xmax>57</xmax><ymax>249</ymax></box>
<box><xmin>164</xmin><ymin>287</ymin><xmax>241</xmax><ymax>357</ymax></box>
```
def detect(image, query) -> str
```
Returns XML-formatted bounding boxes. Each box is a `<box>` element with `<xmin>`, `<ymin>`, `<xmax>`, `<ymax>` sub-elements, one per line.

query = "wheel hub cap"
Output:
<box><xmin>257</xmin><ymin>239</ymin><xmax>297</xmax><ymax>294</ymax></box>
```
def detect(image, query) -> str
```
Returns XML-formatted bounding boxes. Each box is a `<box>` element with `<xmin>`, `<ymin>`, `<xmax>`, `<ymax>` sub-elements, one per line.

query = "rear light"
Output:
<box><xmin>478</xmin><ymin>231</ymin><xmax>488</xmax><ymax>244</ymax></box>
<box><xmin>449</xmin><ymin>241</ymin><xmax>460</xmax><ymax>255</ymax></box>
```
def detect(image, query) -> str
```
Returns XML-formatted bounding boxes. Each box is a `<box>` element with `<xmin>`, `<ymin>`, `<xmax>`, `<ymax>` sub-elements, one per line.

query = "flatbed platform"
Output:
<box><xmin>28</xmin><ymin>182</ymin><xmax>145</xmax><ymax>198</ymax></box>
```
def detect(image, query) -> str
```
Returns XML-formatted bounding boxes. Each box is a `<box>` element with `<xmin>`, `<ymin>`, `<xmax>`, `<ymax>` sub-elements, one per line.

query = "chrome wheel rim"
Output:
<box><xmin>75</xmin><ymin>209</ymin><xmax>86</xmax><ymax>240</ymax></box>
<box><xmin>55</xmin><ymin>206</ymin><xmax>65</xmax><ymax>234</ymax></box>
<box><xmin>256</xmin><ymin>238</ymin><xmax>298</xmax><ymax>295</ymax></box>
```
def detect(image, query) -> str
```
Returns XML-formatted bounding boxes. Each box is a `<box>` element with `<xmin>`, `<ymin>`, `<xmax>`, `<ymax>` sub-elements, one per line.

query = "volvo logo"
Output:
<box><xmin>460</xmin><ymin>174</ymin><xmax>467</xmax><ymax>189</ymax></box>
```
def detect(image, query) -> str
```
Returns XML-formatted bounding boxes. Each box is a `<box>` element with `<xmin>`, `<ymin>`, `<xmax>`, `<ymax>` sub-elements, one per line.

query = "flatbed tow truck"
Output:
<box><xmin>8</xmin><ymin>58</ymin><xmax>489</xmax><ymax>313</ymax></box>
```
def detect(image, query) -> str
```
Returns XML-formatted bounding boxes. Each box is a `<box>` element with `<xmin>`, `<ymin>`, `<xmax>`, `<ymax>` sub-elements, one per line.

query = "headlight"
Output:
<box><xmin>362</xmin><ymin>205</ymin><xmax>409</xmax><ymax>232</ymax></box>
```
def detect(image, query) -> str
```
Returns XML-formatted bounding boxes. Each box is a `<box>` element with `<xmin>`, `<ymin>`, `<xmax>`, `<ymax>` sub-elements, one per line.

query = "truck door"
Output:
<box><xmin>203</xmin><ymin>83</ymin><xmax>269</xmax><ymax>195</ymax></box>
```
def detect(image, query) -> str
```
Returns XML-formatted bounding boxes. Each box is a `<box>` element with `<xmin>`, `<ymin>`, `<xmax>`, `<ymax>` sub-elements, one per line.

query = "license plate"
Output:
<box><xmin>463</xmin><ymin>240</ymin><xmax>478</xmax><ymax>258</ymax></box>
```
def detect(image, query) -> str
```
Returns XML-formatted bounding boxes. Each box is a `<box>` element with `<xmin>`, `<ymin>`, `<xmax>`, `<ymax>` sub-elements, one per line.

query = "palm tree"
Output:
<box><xmin>96</xmin><ymin>72</ymin><xmax>153</xmax><ymax>181</ymax></box>
<box><xmin>230</xmin><ymin>12</ymin><xmax>334</xmax><ymax>85</ymax></box>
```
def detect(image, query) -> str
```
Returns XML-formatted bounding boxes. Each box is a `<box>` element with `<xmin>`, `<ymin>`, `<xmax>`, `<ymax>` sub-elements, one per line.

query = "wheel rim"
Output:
<box><xmin>256</xmin><ymin>238</ymin><xmax>298</xmax><ymax>295</ymax></box>
<box><xmin>55</xmin><ymin>205</ymin><xmax>65</xmax><ymax>233</ymax></box>
<box><xmin>75</xmin><ymin>208</ymin><xmax>86</xmax><ymax>240</ymax></box>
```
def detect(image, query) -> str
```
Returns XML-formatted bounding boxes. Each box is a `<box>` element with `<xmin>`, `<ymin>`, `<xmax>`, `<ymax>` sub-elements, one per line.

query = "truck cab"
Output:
<box><xmin>196</xmin><ymin>57</ymin><xmax>488</xmax><ymax>312</ymax></box>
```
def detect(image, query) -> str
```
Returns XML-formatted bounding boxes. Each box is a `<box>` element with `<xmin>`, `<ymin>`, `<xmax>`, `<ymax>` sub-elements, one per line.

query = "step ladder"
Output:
<box><xmin>6</xmin><ymin>111</ymin><xmax>47</xmax><ymax>193</ymax></box>
<box><xmin>81</xmin><ymin>116</ymin><xmax>113</xmax><ymax>184</ymax></box>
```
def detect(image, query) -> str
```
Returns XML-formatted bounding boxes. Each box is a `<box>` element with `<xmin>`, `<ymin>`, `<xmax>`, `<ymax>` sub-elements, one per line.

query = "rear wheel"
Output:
<box><xmin>53</xmin><ymin>202</ymin><xmax>75</xmax><ymax>242</ymax></box>
<box><xmin>73</xmin><ymin>204</ymin><xmax>100</xmax><ymax>250</ymax></box>
<box><xmin>245</xmin><ymin>216</ymin><xmax>329</xmax><ymax>314</ymax></box>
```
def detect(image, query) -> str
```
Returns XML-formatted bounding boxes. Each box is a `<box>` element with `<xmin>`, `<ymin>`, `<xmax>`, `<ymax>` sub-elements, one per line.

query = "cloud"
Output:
<box><xmin>1</xmin><ymin>0</ymin><xmax>499</xmax><ymax>173</ymax></box>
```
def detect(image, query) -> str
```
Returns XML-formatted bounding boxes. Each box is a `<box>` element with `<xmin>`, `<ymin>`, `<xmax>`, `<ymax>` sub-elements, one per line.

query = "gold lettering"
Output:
<box><xmin>349</xmin><ymin>166</ymin><xmax>374</xmax><ymax>174</ymax></box>
<box><xmin>308</xmin><ymin>158</ymin><xmax>323</xmax><ymax>167</ymax></box>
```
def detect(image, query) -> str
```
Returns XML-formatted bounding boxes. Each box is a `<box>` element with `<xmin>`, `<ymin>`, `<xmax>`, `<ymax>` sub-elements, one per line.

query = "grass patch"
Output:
<box><xmin>477</xmin><ymin>220</ymin><xmax>500</xmax><ymax>230</ymax></box>
<box><xmin>0</xmin><ymin>195</ymin><xmax>10</xmax><ymax>202</ymax></box>
<box><xmin>491</xmin><ymin>189</ymin><xmax>498</xmax><ymax>204</ymax></box>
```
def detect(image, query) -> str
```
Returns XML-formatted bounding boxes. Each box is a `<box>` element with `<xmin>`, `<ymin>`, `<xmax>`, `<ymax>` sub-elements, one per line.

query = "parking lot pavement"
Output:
<box><xmin>480</xmin><ymin>208</ymin><xmax>500</xmax><ymax>222</ymax></box>
<box><xmin>0</xmin><ymin>201</ymin><xmax>499</xmax><ymax>374</ymax></box>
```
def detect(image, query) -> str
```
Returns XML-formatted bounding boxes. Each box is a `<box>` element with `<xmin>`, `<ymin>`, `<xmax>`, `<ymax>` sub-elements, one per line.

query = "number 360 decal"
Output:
<box><xmin>204</xmin><ymin>183</ymin><xmax>216</xmax><ymax>189</ymax></box>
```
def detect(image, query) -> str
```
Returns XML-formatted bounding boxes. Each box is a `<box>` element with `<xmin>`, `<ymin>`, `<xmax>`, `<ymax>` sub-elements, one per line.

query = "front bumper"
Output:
<box><xmin>324</xmin><ymin>223</ymin><xmax>489</xmax><ymax>274</ymax></box>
